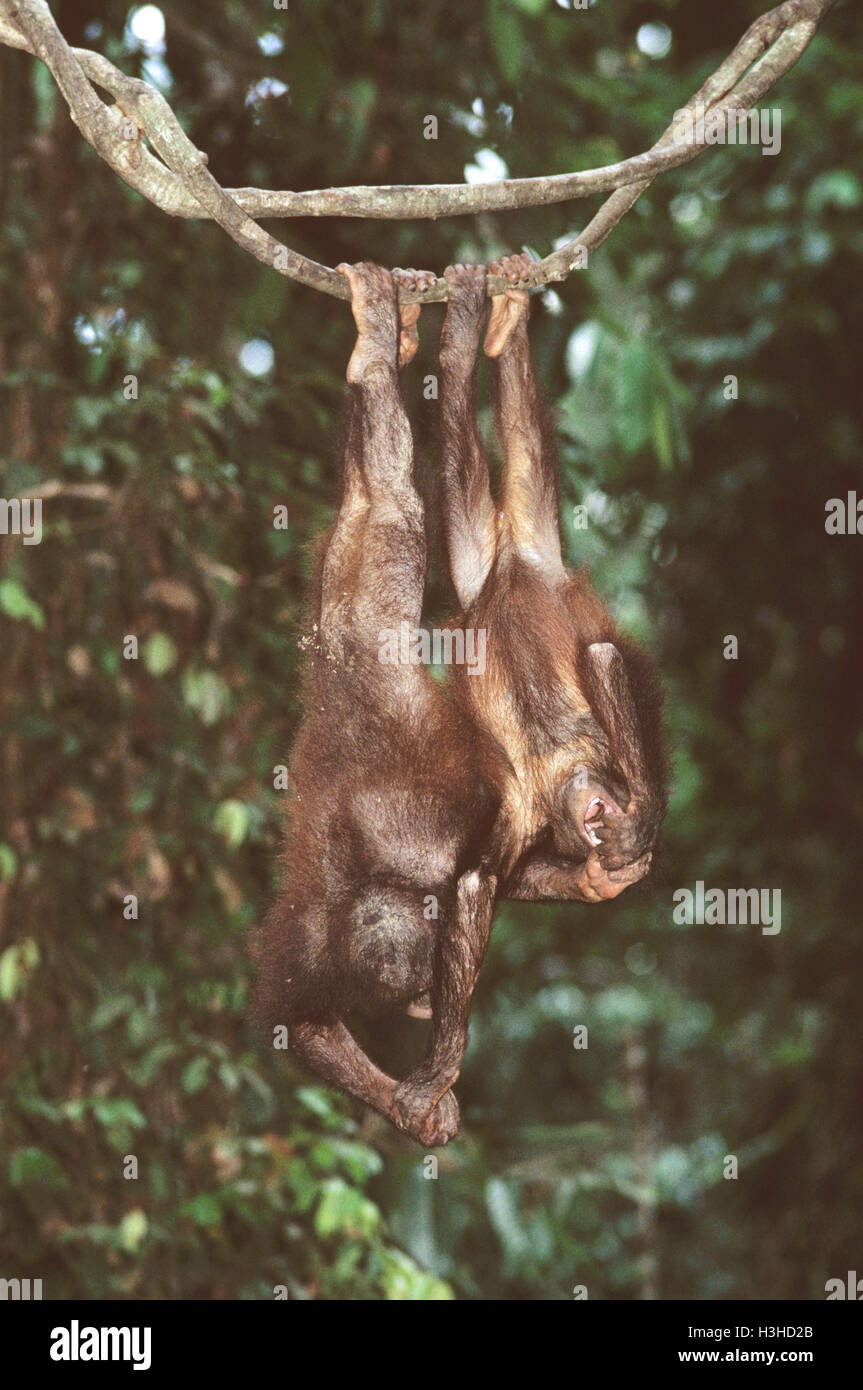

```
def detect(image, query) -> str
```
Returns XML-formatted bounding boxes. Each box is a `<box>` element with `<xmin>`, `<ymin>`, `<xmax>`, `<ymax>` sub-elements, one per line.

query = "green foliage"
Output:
<box><xmin>1</xmin><ymin>0</ymin><xmax>861</xmax><ymax>1301</ymax></box>
<box><xmin>0</xmin><ymin>577</ymin><xmax>45</xmax><ymax>629</ymax></box>
<box><xmin>0</xmin><ymin>938</ymin><xmax>40</xmax><ymax>1001</ymax></box>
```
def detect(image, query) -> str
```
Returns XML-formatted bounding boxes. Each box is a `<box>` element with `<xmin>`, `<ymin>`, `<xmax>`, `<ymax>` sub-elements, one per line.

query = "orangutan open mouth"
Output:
<box><xmin>583</xmin><ymin>795</ymin><xmax>619</xmax><ymax>847</ymax></box>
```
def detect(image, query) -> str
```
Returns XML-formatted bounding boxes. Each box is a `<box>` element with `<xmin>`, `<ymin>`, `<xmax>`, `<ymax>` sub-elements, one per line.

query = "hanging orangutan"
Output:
<box><xmin>438</xmin><ymin>253</ymin><xmax>667</xmax><ymax>906</ymax></box>
<box><xmin>254</xmin><ymin>262</ymin><xmax>500</xmax><ymax>1147</ymax></box>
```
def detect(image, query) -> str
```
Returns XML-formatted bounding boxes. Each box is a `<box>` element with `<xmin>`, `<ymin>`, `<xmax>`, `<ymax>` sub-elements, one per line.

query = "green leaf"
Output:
<box><xmin>615</xmin><ymin>341</ymin><xmax>653</xmax><ymax>455</ymax></box>
<box><xmin>651</xmin><ymin>397</ymin><xmax>675</xmax><ymax>471</ymax></box>
<box><xmin>214</xmin><ymin>799</ymin><xmax>250</xmax><ymax>848</ymax></box>
<box><xmin>285</xmin><ymin>1158</ymin><xmax>318</xmax><ymax>1212</ymax></box>
<box><xmin>143</xmin><ymin>631</ymin><xmax>178</xmax><ymax>676</ymax></box>
<box><xmin>0</xmin><ymin>844</ymin><xmax>17</xmax><ymax>882</ymax></box>
<box><xmin>90</xmin><ymin>994</ymin><xmax>136</xmax><ymax>1032</ymax></box>
<box><xmin>314</xmin><ymin>1179</ymin><xmax>380</xmax><ymax>1240</ymax></box>
<box><xmin>332</xmin><ymin>1139</ymin><xmax>383</xmax><ymax>1184</ymax></box>
<box><xmin>119</xmin><ymin>1209</ymin><xmax>148</xmax><ymax>1253</ymax></box>
<box><xmin>182</xmin><ymin>668</ymin><xmax>232</xmax><ymax>725</ymax></box>
<box><xmin>805</xmin><ymin>170</ymin><xmax>862</xmax><ymax>213</ymax></box>
<box><xmin>488</xmin><ymin>0</ymin><xmax>525</xmax><ymax>83</ymax></box>
<box><xmin>32</xmin><ymin>59</ymin><xmax>57</xmax><ymax>130</ymax></box>
<box><xmin>129</xmin><ymin>1042</ymin><xmax>179</xmax><ymax>1086</ymax></box>
<box><xmin>181</xmin><ymin>1056</ymin><xmax>211</xmax><ymax>1093</ymax></box>
<box><xmin>380</xmin><ymin>1249</ymin><xmax>455</xmax><ymax>1301</ymax></box>
<box><xmin>61</xmin><ymin>444</ymin><xmax>104</xmax><ymax>475</ymax></box>
<box><xmin>296</xmin><ymin>1086</ymin><xmax>342</xmax><ymax>1125</ymax></box>
<box><xmin>92</xmin><ymin>1098</ymin><xmax>147</xmax><ymax>1131</ymax></box>
<box><xmin>100</xmin><ymin>646</ymin><xmax>121</xmax><ymax>679</ymax></box>
<box><xmin>309</xmin><ymin>1139</ymin><xmax>338</xmax><ymax>1172</ymax></box>
<box><xmin>129</xmin><ymin>786</ymin><xmax>156</xmax><ymax>814</ymax></box>
<box><xmin>9</xmin><ymin>1146</ymin><xmax>68</xmax><ymax>1189</ymax></box>
<box><xmin>344</xmin><ymin>78</ymin><xmax>377</xmax><ymax>162</ymax></box>
<box><xmin>217</xmin><ymin>1060</ymin><xmax>239</xmax><ymax>1090</ymax></box>
<box><xmin>74</xmin><ymin>396</ymin><xmax>114</xmax><ymax>432</ymax></box>
<box><xmin>485</xmin><ymin>1177</ymin><xmax>529</xmax><ymax>1258</ymax></box>
<box><xmin>0</xmin><ymin>939</ymin><xmax>40</xmax><ymax>1001</ymax></box>
<box><xmin>182</xmin><ymin>1193</ymin><xmax>222</xmax><ymax>1227</ymax></box>
<box><xmin>0</xmin><ymin>578</ymin><xmax>45</xmax><ymax>629</ymax></box>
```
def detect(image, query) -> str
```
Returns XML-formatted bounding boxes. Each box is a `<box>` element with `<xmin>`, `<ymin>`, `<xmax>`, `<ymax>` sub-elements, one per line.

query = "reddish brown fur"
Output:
<box><xmin>439</xmin><ymin>258</ymin><xmax>667</xmax><ymax>901</ymax></box>
<box><xmin>253</xmin><ymin>258</ymin><xmax>667</xmax><ymax>1147</ymax></box>
<box><xmin>253</xmin><ymin>264</ymin><xmax>500</xmax><ymax>1147</ymax></box>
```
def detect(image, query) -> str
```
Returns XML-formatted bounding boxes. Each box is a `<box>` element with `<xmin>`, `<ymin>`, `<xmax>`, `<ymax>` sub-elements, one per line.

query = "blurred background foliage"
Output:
<box><xmin>0</xmin><ymin>0</ymin><xmax>861</xmax><ymax>1300</ymax></box>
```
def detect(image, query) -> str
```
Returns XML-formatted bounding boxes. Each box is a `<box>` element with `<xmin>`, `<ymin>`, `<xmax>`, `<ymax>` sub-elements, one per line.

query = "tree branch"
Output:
<box><xmin>0</xmin><ymin>0</ymin><xmax>836</xmax><ymax>300</ymax></box>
